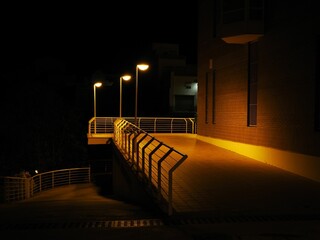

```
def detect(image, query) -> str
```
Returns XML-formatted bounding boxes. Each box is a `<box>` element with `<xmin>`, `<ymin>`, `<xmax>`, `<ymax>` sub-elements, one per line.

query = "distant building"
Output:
<box><xmin>149</xmin><ymin>43</ymin><xmax>197</xmax><ymax>117</ymax></box>
<box><xmin>197</xmin><ymin>0</ymin><xmax>320</xmax><ymax>182</ymax></box>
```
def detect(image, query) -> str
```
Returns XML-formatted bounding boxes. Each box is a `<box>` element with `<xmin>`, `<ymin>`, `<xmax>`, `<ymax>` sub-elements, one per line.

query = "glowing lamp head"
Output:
<box><xmin>94</xmin><ymin>82</ymin><xmax>102</xmax><ymax>87</ymax></box>
<box><xmin>122</xmin><ymin>75</ymin><xmax>131</xmax><ymax>81</ymax></box>
<box><xmin>137</xmin><ymin>64</ymin><xmax>149</xmax><ymax>71</ymax></box>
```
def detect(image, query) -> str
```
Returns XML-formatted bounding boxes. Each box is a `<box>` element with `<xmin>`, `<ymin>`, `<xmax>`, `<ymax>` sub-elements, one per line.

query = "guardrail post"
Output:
<box><xmin>167</xmin><ymin>154</ymin><xmax>188</xmax><ymax>216</ymax></box>
<box><xmin>131</xmin><ymin>131</ymin><xmax>142</xmax><ymax>165</ymax></box>
<box><xmin>128</xmin><ymin>132</ymin><xmax>135</xmax><ymax>161</ymax></box>
<box><xmin>39</xmin><ymin>174</ymin><xmax>42</xmax><ymax>192</ymax></box>
<box><xmin>157</xmin><ymin>148</ymin><xmax>174</xmax><ymax>200</ymax></box>
<box><xmin>52</xmin><ymin>171</ymin><xmax>54</xmax><ymax>188</ymax></box>
<box><xmin>154</xmin><ymin>118</ymin><xmax>157</xmax><ymax>133</ymax></box>
<box><xmin>136</xmin><ymin>133</ymin><xmax>149</xmax><ymax>171</ymax></box>
<box><xmin>25</xmin><ymin>178</ymin><xmax>31</xmax><ymax>199</ymax></box>
<box><xmin>148</xmin><ymin>142</ymin><xmax>163</xmax><ymax>185</ymax></box>
<box><xmin>141</xmin><ymin>137</ymin><xmax>155</xmax><ymax>174</ymax></box>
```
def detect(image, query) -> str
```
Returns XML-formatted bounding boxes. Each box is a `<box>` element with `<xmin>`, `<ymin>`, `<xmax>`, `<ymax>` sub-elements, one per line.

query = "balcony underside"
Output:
<box><xmin>222</xmin><ymin>33</ymin><xmax>263</xmax><ymax>44</ymax></box>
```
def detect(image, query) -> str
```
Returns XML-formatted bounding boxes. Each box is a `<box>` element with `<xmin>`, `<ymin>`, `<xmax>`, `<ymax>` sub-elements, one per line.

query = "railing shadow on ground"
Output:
<box><xmin>113</xmin><ymin>118</ymin><xmax>188</xmax><ymax>216</ymax></box>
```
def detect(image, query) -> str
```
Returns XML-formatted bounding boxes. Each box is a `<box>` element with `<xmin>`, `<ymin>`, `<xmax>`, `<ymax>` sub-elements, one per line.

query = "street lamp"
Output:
<box><xmin>135</xmin><ymin>64</ymin><xmax>149</xmax><ymax>125</ymax></box>
<box><xmin>93</xmin><ymin>82</ymin><xmax>102</xmax><ymax>133</ymax></box>
<box><xmin>119</xmin><ymin>74</ymin><xmax>131</xmax><ymax>118</ymax></box>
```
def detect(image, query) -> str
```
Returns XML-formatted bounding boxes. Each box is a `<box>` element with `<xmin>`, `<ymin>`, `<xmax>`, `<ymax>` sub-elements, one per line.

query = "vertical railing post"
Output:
<box><xmin>24</xmin><ymin>178</ymin><xmax>30</xmax><ymax>199</ymax></box>
<box><xmin>157</xmin><ymin>148</ymin><xmax>173</xmax><ymax>200</ymax></box>
<box><xmin>88</xmin><ymin>121</ymin><xmax>91</xmax><ymax>136</ymax></box>
<box><xmin>148</xmin><ymin>143</ymin><xmax>162</xmax><ymax>184</ymax></box>
<box><xmin>154</xmin><ymin>118</ymin><xmax>157</xmax><ymax>133</ymax></box>
<box><xmin>184</xmin><ymin>118</ymin><xmax>188</xmax><ymax>133</ymax></box>
<box><xmin>141</xmin><ymin>137</ymin><xmax>155</xmax><ymax>174</ymax></box>
<box><xmin>131</xmin><ymin>132</ymin><xmax>141</xmax><ymax>165</ymax></box>
<box><xmin>39</xmin><ymin>174</ymin><xmax>42</xmax><ymax>192</ymax></box>
<box><xmin>128</xmin><ymin>132</ymin><xmax>136</xmax><ymax>161</ymax></box>
<box><xmin>136</xmin><ymin>133</ymin><xmax>148</xmax><ymax>170</ymax></box>
<box><xmin>52</xmin><ymin>172</ymin><xmax>54</xmax><ymax>189</ymax></box>
<box><xmin>167</xmin><ymin>154</ymin><xmax>188</xmax><ymax>216</ymax></box>
<box><xmin>168</xmin><ymin>170</ymin><xmax>173</xmax><ymax>216</ymax></box>
<box><xmin>30</xmin><ymin>177</ymin><xmax>34</xmax><ymax>197</ymax></box>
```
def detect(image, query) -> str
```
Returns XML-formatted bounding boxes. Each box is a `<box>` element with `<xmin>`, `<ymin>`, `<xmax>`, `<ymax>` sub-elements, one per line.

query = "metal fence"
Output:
<box><xmin>0</xmin><ymin>168</ymin><xmax>90</xmax><ymax>203</ymax></box>
<box><xmin>88</xmin><ymin>117</ymin><xmax>196</xmax><ymax>136</ymax></box>
<box><xmin>113</xmin><ymin>118</ymin><xmax>188</xmax><ymax>215</ymax></box>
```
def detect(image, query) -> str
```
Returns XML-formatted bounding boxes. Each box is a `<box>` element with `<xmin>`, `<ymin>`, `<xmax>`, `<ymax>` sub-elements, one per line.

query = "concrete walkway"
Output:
<box><xmin>152</xmin><ymin>133</ymin><xmax>320</xmax><ymax>217</ymax></box>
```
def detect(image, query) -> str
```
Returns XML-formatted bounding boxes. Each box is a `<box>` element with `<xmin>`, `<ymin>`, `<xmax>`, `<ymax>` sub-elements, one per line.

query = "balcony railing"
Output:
<box><xmin>88</xmin><ymin>117</ymin><xmax>196</xmax><ymax>136</ymax></box>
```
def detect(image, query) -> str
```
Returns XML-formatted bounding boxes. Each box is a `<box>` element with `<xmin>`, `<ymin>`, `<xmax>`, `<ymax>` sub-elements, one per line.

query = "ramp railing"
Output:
<box><xmin>113</xmin><ymin>118</ymin><xmax>188</xmax><ymax>215</ymax></box>
<box><xmin>0</xmin><ymin>168</ymin><xmax>90</xmax><ymax>203</ymax></box>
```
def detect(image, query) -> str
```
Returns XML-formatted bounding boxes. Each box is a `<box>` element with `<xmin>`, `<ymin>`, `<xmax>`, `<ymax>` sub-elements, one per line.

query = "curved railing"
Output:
<box><xmin>113</xmin><ymin>118</ymin><xmax>188</xmax><ymax>215</ymax></box>
<box><xmin>0</xmin><ymin>168</ymin><xmax>90</xmax><ymax>203</ymax></box>
<box><xmin>88</xmin><ymin>117</ymin><xmax>196</xmax><ymax>136</ymax></box>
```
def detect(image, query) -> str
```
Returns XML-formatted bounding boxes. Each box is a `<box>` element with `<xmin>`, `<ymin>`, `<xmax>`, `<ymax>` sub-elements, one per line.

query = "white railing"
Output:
<box><xmin>88</xmin><ymin>117</ymin><xmax>196</xmax><ymax>136</ymax></box>
<box><xmin>0</xmin><ymin>168</ymin><xmax>90</xmax><ymax>203</ymax></box>
<box><xmin>113</xmin><ymin>118</ymin><xmax>188</xmax><ymax>216</ymax></box>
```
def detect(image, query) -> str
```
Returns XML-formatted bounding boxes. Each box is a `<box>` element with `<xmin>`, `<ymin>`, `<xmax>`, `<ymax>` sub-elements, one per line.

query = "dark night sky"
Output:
<box><xmin>2</xmin><ymin>1</ymin><xmax>198</xmax><ymax>76</ymax></box>
<box><xmin>1</xmin><ymin>1</ymin><xmax>199</xmax><ymax>174</ymax></box>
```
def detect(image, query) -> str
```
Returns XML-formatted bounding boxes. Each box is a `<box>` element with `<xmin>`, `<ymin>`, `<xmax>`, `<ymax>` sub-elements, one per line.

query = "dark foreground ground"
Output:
<box><xmin>1</xmin><ymin>134</ymin><xmax>320</xmax><ymax>239</ymax></box>
<box><xmin>0</xmin><ymin>183</ymin><xmax>319</xmax><ymax>240</ymax></box>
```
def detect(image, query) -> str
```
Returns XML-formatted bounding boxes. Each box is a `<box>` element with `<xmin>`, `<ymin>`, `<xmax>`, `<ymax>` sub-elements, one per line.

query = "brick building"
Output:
<box><xmin>197</xmin><ymin>0</ymin><xmax>320</xmax><ymax>182</ymax></box>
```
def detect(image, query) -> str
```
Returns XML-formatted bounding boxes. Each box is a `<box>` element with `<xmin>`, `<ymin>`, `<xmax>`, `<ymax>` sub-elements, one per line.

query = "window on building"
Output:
<box><xmin>316</xmin><ymin>80</ymin><xmax>320</xmax><ymax>131</ymax></box>
<box><xmin>248</xmin><ymin>41</ymin><xmax>258</xmax><ymax>126</ymax></box>
<box><xmin>205</xmin><ymin>72</ymin><xmax>209</xmax><ymax>124</ymax></box>
<box><xmin>316</xmin><ymin>36</ymin><xmax>320</xmax><ymax>131</ymax></box>
<box><xmin>212</xmin><ymin>69</ymin><xmax>216</xmax><ymax>124</ymax></box>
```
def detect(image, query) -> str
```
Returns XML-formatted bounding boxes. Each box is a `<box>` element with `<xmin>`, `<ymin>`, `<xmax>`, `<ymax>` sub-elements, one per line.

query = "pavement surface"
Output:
<box><xmin>1</xmin><ymin>133</ymin><xmax>320</xmax><ymax>239</ymax></box>
<box><xmin>152</xmin><ymin>134</ymin><xmax>320</xmax><ymax>217</ymax></box>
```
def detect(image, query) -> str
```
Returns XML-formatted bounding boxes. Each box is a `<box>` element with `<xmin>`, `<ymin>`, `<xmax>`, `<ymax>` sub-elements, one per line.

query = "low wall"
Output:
<box><xmin>197</xmin><ymin>135</ymin><xmax>320</xmax><ymax>183</ymax></box>
<box><xmin>110</xmin><ymin>140</ymin><xmax>161</xmax><ymax>211</ymax></box>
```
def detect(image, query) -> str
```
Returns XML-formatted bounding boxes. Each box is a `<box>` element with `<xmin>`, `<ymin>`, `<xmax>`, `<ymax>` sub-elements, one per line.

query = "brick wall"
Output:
<box><xmin>197</xmin><ymin>0</ymin><xmax>320</xmax><ymax>157</ymax></box>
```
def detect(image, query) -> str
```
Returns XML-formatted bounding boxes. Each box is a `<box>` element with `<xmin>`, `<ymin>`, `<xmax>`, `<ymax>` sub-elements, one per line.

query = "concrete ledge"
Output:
<box><xmin>87</xmin><ymin>133</ymin><xmax>113</xmax><ymax>145</ymax></box>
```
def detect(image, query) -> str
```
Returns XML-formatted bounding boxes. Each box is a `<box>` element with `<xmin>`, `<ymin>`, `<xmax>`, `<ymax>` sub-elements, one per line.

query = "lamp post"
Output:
<box><xmin>135</xmin><ymin>64</ymin><xmax>149</xmax><ymax>125</ymax></box>
<box><xmin>93</xmin><ymin>82</ymin><xmax>102</xmax><ymax>133</ymax></box>
<box><xmin>119</xmin><ymin>74</ymin><xmax>131</xmax><ymax>118</ymax></box>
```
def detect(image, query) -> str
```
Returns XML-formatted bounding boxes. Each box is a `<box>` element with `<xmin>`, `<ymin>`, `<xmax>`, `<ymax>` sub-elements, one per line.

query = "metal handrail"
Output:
<box><xmin>0</xmin><ymin>168</ymin><xmax>90</xmax><ymax>203</ymax></box>
<box><xmin>88</xmin><ymin>117</ymin><xmax>196</xmax><ymax>136</ymax></box>
<box><xmin>113</xmin><ymin>118</ymin><xmax>188</xmax><ymax>215</ymax></box>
